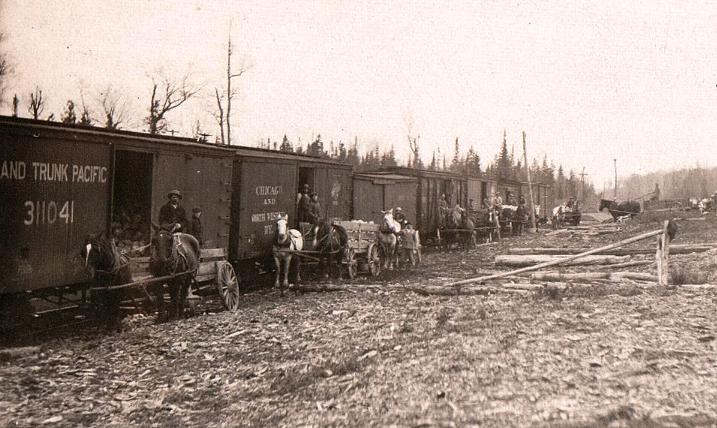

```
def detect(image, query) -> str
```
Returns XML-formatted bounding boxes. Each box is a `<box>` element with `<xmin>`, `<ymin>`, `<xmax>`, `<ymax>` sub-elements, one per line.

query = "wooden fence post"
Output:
<box><xmin>657</xmin><ymin>220</ymin><xmax>671</xmax><ymax>286</ymax></box>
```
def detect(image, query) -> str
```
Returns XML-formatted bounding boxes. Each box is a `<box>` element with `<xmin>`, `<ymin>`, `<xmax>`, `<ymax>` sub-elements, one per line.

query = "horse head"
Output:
<box><xmin>381</xmin><ymin>209</ymin><xmax>401</xmax><ymax>234</ymax></box>
<box><xmin>598</xmin><ymin>199</ymin><xmax>614</xmax><ymax>212</ymax></box>
<box><xmin>82</xmin><ymin>231</ymin><xmax>120</xmax><ymax>280</ymax></box>
<box><xmin>450</xmin><ymin>206</ymin><xmax>464</xmax><ymax>227</ymax></box>
<box><xmin>275</xmin><ymin>213</ymin><xmax>289</xmax><ymax>244</ymax></box>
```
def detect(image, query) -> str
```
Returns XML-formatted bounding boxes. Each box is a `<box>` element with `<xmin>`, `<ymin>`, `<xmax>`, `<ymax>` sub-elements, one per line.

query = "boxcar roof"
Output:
<box><xmin>0</xmin><ymin>116</ymin><xmax>235</xmax><ymax>156</ymax></box>
<box><xmin>353</xmin><ymin>172</ymin><xmax>417</xmax><ymax>183</ymax></box>
<box><xmin>376</xmin><ymin>166</ymin><xmax>470</xmax><ymax>180</ymax></box>
<box><xmin>233</xmin><ymin>145</ymin><xmax>353</xmax><ymax>168</ymax></box>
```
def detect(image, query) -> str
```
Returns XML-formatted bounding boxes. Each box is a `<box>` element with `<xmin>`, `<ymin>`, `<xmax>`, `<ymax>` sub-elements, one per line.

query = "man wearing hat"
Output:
<box><xmin>393</xmin><ymin>206</ymin><xmax>408</xmax><ymax>228</ymax></box>
<box><xmin>159</xmin><ymin>189</ymin><xmax>188</xmax><ymax>232</ymax></box>
<box><xmin>297</xmin><ymin>183</ymin><xmax>311</xmax><ymax>224</ymax></box>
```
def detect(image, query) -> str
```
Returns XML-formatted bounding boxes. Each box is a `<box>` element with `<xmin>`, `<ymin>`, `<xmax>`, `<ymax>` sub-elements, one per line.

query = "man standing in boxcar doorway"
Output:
<box><xmin>297</xmin><ymin>183</ymin><xmax>311</xmax><ymax>224</ymax></box>
<box><xmin>159</xmin><ymin>189</ymin><xmax>188</xmax><ymax>232</ymax></box>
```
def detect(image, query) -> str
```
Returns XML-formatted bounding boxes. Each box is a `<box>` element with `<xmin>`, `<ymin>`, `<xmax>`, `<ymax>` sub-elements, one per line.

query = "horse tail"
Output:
<box><xmin>333</xmin><ymin>224</ymin><xmax>348</xmax><ymax>246</ymax></box>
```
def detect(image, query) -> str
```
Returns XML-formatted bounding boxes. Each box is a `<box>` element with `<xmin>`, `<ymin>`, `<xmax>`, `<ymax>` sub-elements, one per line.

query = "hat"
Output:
<box><xmin>310</xmin><ymin>192</ymin><xmax>318</xmax><ymax>197</ymax></box>
<box><xmin>192</xmin><ymin>207</ymin><xmax>202</xmax><ymax>213</ymax></box>
<box><xmin>168</xmin><ymin>190</ymin><xmax>182</xmax><ymax>199</ymax></box>
<box><xmin>395</xmin><ymin>207</ymin><xmax>402</xmax><ymax>211</ymax></box>
<box><xmin>303</xmin><ymin>184</ymin><xmax>310</xmax><ymax>190</ymax></box>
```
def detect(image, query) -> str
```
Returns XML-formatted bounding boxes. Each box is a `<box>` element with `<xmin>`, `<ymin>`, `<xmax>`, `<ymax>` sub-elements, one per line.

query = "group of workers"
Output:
<box><xmin>296</xmin><ymin>183</ymin><xmax>323</xmax><ymax>225</ymax></box>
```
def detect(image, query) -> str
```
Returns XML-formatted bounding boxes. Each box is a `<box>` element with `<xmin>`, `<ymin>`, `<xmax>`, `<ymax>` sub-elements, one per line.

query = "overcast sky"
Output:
<box><xmin>2</xmin><ymin>0</ymin><xmax>717</xmax><ymax>186</ymax></box>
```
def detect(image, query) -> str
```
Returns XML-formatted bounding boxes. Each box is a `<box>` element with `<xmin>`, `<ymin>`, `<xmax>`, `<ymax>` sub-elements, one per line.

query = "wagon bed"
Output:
<box><xmin>333</xmin><ymin>220</ymin><xmax>383</xmax><ymax>278</ymax></box>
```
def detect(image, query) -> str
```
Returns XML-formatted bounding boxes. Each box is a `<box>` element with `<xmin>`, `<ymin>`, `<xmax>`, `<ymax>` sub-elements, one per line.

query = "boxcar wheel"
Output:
<box><xmin>216</xmin><ymin>261</ymin><xmax>241</xmax><ymax>312</ymax></box>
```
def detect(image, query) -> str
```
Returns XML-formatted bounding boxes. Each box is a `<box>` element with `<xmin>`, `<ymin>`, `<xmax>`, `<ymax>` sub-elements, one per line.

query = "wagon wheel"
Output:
<box><xmin>367</xmin><ymin>243</ymin><xmax>382</xmax><ymax>277</ymax></box>
<box><xmin>344</xmin><ymin>248</ymin><xmax>358</xmax><ymax>279</ymax></box>
<box><xmin>216</xmin><ymin>261</ymin><xmax>240</xmax><ymax>312</ymax></box>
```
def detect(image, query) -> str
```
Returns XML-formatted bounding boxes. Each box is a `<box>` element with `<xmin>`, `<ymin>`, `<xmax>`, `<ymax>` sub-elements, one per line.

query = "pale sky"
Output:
<box><xmin>2</xmin><ymin>0</ymin><xmax>717</xmax><ymax>186</ymax></box>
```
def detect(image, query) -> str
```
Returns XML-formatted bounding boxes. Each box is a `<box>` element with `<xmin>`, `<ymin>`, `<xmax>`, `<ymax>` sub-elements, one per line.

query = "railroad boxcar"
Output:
<box><xmin>228</xmin><ymin>147</ymin><xmax>353</xmax><ymax>265</ymax></box>
<box><xmin>0</xmin><ymin>117</ymin><xmax>235</xmax><ymax>319</ymax></box>
<box><xmin>375</xmin><ymin>167</ymin><xmax>468</xmax><ymax>240</ymax></box>
<box><xmin>352</xmin><ymin>172</ymin><xmax>418</xmax><ymax>224</ymax></box>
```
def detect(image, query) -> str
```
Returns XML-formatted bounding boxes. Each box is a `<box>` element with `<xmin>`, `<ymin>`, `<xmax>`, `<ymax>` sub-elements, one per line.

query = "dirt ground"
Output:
<box><xmin>2</xmin><ymin>212</ymin><xmax>717</xmax><ymax>427</ymax></box>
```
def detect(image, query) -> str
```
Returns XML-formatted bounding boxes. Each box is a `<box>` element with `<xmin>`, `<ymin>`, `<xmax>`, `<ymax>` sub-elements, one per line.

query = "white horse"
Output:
<box><xmin>552</xmin><ymin>204</ymin><xmax>566</xmax><ymax>229</ymax></box>
<box><xmin>378</xmin><ymin>209</ymin><xmax>401</xmax><ymax>270</ymax></box>
<box><xmin>272</xmin><ymin>214</ymin><xmax>303</xmax><ymax>296</ymax></box>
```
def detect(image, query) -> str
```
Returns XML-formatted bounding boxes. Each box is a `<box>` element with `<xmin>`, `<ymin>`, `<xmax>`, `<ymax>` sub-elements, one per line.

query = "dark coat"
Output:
<box><xmin>308</xmin><ymin>200</ymin><xmax>322</xmax><ymax>224</ymax></box>
<box><xmin>297</xmin><ymin>193</ymin><xmax>311</xmax><ymax>223</ymax></box>
<box><xmin>159</xmin><ymin>202</ymin><xmax>188</xmax><ymax>231</ymax></box>
<box><xmin>190</xmin><ymin>217</ymin><xmax>203</xmax><ymax>245</ymax></box>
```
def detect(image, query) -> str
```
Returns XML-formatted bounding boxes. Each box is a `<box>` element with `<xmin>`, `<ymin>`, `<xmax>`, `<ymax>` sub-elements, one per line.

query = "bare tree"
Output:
<box><xmin>404</xmin><ymin>112</ymin><xmax>421</xmax><ymax>168</ymax></box>
<box><xmin>77</xmin><ymin>85</ymin><xmax>94</xmax><ymax>126</ymax></box>
<box><xmin>98</xmin><ymin>85</ymin><xmax>127</xmax><ymax>129</ymax></box>
<box><xmin>214</xmin><ymin>23</ymin><xmax>249</xmax><ymax>145</ymax></box>
<box><xmin>0</xmin><ymin>33</ymin><xmax>12</xmax><ymax>106</ymax></box>
<box><xmin>146</xmin><ymin>70</ymin><xmax>199</xmax><ymax>134</ymax></box>
<box><xmin>28</xmin><ymin>86</ymin><xmax>45</xmax><ymax>120</ymax></box>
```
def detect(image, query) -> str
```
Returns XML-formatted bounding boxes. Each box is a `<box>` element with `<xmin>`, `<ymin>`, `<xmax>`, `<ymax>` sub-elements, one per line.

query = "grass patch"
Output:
<box><xmin>670</xmin><ymin>266</ymin><xmax>707</xmax><ymax>285</ymax></box>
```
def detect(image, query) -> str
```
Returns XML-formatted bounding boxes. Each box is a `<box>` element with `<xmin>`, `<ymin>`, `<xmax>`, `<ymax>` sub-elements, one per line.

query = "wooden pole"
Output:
<box><xmin>522</xmin><ymin>131</ymin><xmax>537</xmax><ymax>232</ymax></box>
<box><xmin>446</xmin><ymin>228</ymin><xmax>665</xmax><ymax>286</ymax></box>
<box><xmin>657</xmin><ymin>220</ymin><xmax>671</xmax><ymax>286</ymax></box>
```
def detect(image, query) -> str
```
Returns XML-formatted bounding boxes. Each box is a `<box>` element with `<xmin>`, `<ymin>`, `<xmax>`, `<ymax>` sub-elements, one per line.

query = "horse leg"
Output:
<box><xmin>273</xmin><ymin>253</ymin><xmax>281</xmax><ymax>291</ymax></box>
<box><xmin>283</xmin><ymin>255</ymin><xmax>291</xmax><ymax>292</ymax></box>
<box><xmin>153</xmin><ymin>284</ymin><xmax>167</xmax><ymax>323</ymax></box>
<box><xmin>167</xmin><ymin>282</ymin><xmax>179</xmax><ymax>320</ymax></box>
<box><xmin>178</xmin><ymin>279</ymin><xmax>189</xmax><ymax>319</ymax></box>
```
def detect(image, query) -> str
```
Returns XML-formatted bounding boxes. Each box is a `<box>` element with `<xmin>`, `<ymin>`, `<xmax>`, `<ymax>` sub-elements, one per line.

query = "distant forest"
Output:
<box><xmin>619</xmin><ymin>167</ymin><xmax>717</xmax><ymax>201</ymax></box>
<box><xmin>258</xmin><ymin>131</ymin><xmax>599</xmax><ymax>204</ymax></box>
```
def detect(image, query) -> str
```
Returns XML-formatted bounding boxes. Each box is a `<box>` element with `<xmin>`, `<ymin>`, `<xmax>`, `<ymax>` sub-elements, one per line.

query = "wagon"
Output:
<box><xmin>333</xmin><ymin>220</ymin><xmax>383</xmax><ymax>278</ymax></box>
<box><xmin>90</xmin><ymin>247</ymin><xmax>241</xmax><ymax>313</ymax></box>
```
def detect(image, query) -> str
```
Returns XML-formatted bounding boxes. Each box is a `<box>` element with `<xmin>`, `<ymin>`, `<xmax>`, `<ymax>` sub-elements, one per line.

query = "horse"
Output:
<box><xmin>272</xmin><ymin>214</ymin><xmax>303</xmax><ymax>296</ymax></box>
<box><xmin>551</xmin><ymin>204</ymin><xmax>565</xmax><ymax>229</ymax></box>
<box><xmin>498</xmin><ymin>205</ymin><xmax>518</xmax><ymax>234</ymax></box>
<box><xmin>471</xmin><ymin>209</ymin><xmax>496</xmax><ymax>243</ymax></box>
<box><xmin>599</xmin><ymin>199</ymin><xmax>641</xmax><ymax>221</ymax></box>
<box><xmin>311</xmin><ymin>219</ymin><xmax>348</xmax><ymax>278</ymax></box>
<box><xmin>150</xmin><ymin>225</ymin><xmax>200</xmax><ymax>322</ymax></box>
<box><xmin>81</xmin><ymin>232</ymin><xmax>132</xmax><ymax>331</ymax></box>
<box><xmin>441</xmin><ymin>205</ymin><xmax>476</xmax><ymax>250</ymax></box>
<box><xmin>378</xmin><ymin>209</ymin><xmax>401</xmax><ymax>270</ymax></box>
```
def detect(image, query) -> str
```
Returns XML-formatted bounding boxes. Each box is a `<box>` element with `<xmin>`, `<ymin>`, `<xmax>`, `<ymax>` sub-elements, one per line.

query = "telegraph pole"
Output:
<box><xmin>522</xmin><ymin>131</ymin><xmax>537</xmax><ymax>232</ymax></box>
<box><xmin>579</xmin><ymin>167</ymin><xmax>588</xmax><ymax>201</ymax></box>
<box><xmin>613</xmin><ymin>159</ymin><xmax>618</xmax><ymax>199</ymax></box>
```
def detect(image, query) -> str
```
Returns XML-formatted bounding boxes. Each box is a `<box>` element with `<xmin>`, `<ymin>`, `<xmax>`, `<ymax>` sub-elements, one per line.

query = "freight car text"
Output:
<box><xmin>1</xmin><ymin>160</ymin><xmax>107</xmax><ymax>183</ymax></box>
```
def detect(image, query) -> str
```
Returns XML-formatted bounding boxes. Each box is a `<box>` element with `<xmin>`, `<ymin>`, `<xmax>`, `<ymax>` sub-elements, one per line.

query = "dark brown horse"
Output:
<box><xmin>81</xmin><ymin>232</ymin><xmax>132</xmax><ymax>331</ymax></box>
<box><xmin>599</xmin><ymin>199</ymin><xmax>641</xmax><ymax>220</ymax></box>
<box><xmin>150</xmin><ymin>226</ymin><xmax>200</xmax><ymax>322</ymax></box>
<box><xmin>311</xmin><ymin>219</ymin><xmax>348</xmax><ymax>278</ymax></box>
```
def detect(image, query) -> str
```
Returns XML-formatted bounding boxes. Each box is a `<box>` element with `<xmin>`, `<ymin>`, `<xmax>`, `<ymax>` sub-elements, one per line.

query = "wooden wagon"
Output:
<box><xmin>333</xmin><ymin>221</ymin><xmax>383</xmax><ymax>278</ymax></box>
<box><xmin>90</xmin><ymin>247</ymin><xmax>241</xmax><ymax>313</ymax></box>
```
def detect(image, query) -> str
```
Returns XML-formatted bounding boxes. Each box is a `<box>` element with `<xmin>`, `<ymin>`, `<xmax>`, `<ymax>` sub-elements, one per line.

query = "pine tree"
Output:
<box><xmin>556</xmin><ymin>165</ymin><xmax>566</xmax><ymax>199</ymax></box>
<box><xmin>450</xmin><ymin>138</ymin><xmax>462</xmax><ymax>172</ymax></box>
<box><xmin>430</xmin><ymin>150</ymin><xmax>437</xmax><ymax>170</ymax></box>
<box><xmin>279</xmin><ymin>134</ymin><xmax>293</xmax><ymax>152</ymax></box>
<box><xmin>61</xmin><ymin>100</ymin><xmax>77</xmax><ymax>124</ymax></box>
<box><xmin>498</xmin><ymin>130</ymin><xmax>511</xmax><ymax>179</ymax></box>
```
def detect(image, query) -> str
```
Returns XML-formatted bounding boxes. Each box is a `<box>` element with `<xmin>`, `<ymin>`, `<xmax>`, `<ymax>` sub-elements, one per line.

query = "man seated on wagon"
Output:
<box><xmin>393</xmin><ymin>206</ymin><xmax>408</xmax><ymax>228</ymax></box>
<box><xmin>159</xmin><ymin>189</ymin><xmax>188</xmax><ymax>232</ymax></box>
<box><xmin>308</xmin><ymin>192</ymin><xmax>323</xmax><ymax>225</ymax></box>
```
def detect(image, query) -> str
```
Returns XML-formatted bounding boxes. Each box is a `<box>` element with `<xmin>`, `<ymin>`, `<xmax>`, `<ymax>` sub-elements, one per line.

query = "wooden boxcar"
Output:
<box><xmin>375</xmin><ymin>167</ymin><xmax>468</xmax><ymax>239</ymax></box>
<box><xmin>0</xmin><ymin>117</ymin><xmax>235</xmax><ymax>301</ymax></box>
<box><xmin>228</xmin><ymin>147</ymin><xmax>353</xmax><ymax>263</ymax></box>
<box><xmin>352</xmin><ymin>172</ymin><xmax>417</xmax><ymax>224</ymax></box>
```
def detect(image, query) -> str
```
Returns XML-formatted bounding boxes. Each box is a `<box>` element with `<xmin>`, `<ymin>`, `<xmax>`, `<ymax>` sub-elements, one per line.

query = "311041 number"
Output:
<box><xmin>24</xmin><ymin>200</ymin><xmax>75</xmax><ymax>226</ymax></box>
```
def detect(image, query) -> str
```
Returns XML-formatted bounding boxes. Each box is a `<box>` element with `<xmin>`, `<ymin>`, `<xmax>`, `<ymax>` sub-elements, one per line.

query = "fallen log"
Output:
<box><xmin>678</xmin><ymin>283</ymin><xmax>717</xmax><ymax>290</ymax></box>
<box><xmin>507</xmin><ymin>245</ymin><xmax>712</xmax><ymax>256</ymax></box>
<box><xmin>0</xmin><ymin>346</ymin><xmax>42</xmax><ymax>362</ymax></box>
<box><xmin>447</xmin><ymin>228</ymin><xmax>666</xmax><ymax>286</ymax></box>
<box><xmin>495</xmin><ymin>254</ymin><xmax>630</xmax><ymax>267</ymax></box>
<box><xmin>530</xmin><ymin>271</ymin><xmax>657</xmax><ymax>283</ymax></box>
<box><xmin>296</xmin><ymin>284</ymin><xmax>387</xmax><ymax>293</ymax></box>
<box><xmin>594</xmin><ymin>260</ymin><xmax>654</xmax><ymax>270</ymax></box>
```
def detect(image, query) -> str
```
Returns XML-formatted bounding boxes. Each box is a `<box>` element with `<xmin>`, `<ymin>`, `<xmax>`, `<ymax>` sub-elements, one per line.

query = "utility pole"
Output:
<box><xmin>579</xmin><ymin>167</ymin><xmax>588</xmax><ymax>202</ymax></box>
<box><xmin>522</xmin><ymin>131</ymin><xmax>537</xmax><ymax>233</ymax></box>
<box><xmin>613</xmin><ymin>158</ymin><xmax>618</xmax><ymax>200</ymax></box>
